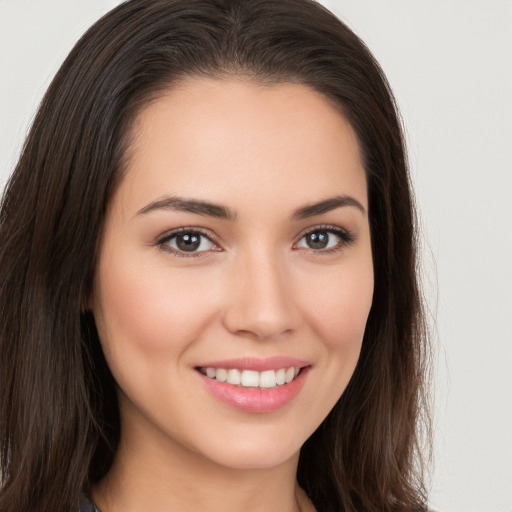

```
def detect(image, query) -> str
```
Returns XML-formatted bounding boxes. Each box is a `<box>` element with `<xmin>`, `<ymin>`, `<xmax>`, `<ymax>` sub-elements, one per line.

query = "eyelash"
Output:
<box><xmin>156</xmin><ymin>225</ymin><xmax>356</xmax><ymax>258</ymax></box>
<box><xmin>294</xmin><ymin>225</ymin><xmax>356</xmax><ymax>255</ymax></box>
<box><xmin>156</xmin><ymin>227</ymin><xmax>219</xmax><ymax>258</ymax></box>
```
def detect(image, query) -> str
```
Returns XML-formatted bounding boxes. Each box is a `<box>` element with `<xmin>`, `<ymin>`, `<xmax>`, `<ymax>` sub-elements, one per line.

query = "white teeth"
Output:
<box><xmin>259</xmin><ymin>370</ymin><xmax>276</xmax><ymax>388</ymax></box>
<box><xmin>241</xmin><ymin>370</ymin><xmax>260</xmax><ymax>387</ymax></box>
<box><xmin>227</xmin><ymin>368</ymin><xmax>241</xmax><ymax>385</ymax></box>
<box><xmin>285</xmin><ymin>367</ymin><xmax>295</xmax><ymax>383</ymax></box>
<box><xmin>216</xmin><ymin>368</ymin><xmax>228</xmax><ymax>382</ymax></box>
<box><xmin>202</xmin><ymin>366</ymin><xmax>304</xmax><ymax>388</ymax></box>
<box><xmin>275</xmin><ymin>368</ymin><xmax>286</xmax><ymax>385</ymax></box>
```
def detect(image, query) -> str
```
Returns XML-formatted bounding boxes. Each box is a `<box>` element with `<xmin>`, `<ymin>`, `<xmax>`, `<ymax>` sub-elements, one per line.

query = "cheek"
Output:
<box><xmin>293</xmin><ymin>257</ymin><xmax>373</xmax><ymax>428</ymax></box>
<box><xmin>93</xmin><ymin>254</ymin><xmax>221</xmax><ymax>361</ymax></box>
<box><xmin>302</xmin><ymin>257</ymin><xmax>374</xmax><ymax>360</ymax></box>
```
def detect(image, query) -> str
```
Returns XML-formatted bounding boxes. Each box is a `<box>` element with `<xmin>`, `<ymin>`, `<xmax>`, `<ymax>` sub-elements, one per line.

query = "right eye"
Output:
<box><xmin>157</xmin><ymin>229</ymin><xmax>217</xmax><ymax>257</ymax></box>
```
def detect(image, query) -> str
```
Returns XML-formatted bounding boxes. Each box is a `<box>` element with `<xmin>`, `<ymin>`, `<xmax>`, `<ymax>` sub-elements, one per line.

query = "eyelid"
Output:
<box><xmin>293</xmin><ymin>224</ymin><xmax>356</xmax><ymax>252</ymax></box>
<box><xmin>155</xmin><ymin>227</ymin><xmax>222</xmax><ymax>257</ymax></box>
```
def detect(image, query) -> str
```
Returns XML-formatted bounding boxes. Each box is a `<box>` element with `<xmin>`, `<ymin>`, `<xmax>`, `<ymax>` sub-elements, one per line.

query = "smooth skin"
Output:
<box><xmin>91</xmin><ymin>78</ymin><xmax>374</xmax><ymax>512</ymax></box>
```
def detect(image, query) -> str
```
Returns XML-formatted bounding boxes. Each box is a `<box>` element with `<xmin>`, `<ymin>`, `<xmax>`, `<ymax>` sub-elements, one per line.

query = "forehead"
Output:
<box><xmin>117</xmin><ymin>78</ymin><xmax>367</xmax><ymax>216</ymax></box>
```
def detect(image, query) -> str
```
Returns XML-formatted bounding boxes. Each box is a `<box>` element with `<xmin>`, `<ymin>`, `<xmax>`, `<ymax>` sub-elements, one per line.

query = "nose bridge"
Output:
<box><xmin>222</xmin><ymin>243</ymin><xmax>299</xmax><ymax>340</ymax></box>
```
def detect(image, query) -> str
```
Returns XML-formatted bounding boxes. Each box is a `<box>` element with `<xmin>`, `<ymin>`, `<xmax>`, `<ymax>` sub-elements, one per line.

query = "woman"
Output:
<box><xmin>0</xmin><ymin>1</ymin><xmax>431</xmax><ymax>511</ymax></box>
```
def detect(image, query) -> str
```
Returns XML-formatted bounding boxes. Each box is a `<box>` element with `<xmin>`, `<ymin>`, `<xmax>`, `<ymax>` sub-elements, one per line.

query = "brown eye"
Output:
<box><xmin>161</xmin><ymin>230</ymin><xmax>215</xmax><ymax>254</ymax></box>
<box><xmin>176</xmin><ymin>233</ymin><xmax>201</xmax><ymax>252</ymax></box>
<box><xmin>304</xmin><ymin>231</ymin><xmax>330</xmax><ymax>249</ymax></box>
<box><xmin>295</xmin><ymin>227</ymin><xmax>355</xmax><ymax>252</ymax></box>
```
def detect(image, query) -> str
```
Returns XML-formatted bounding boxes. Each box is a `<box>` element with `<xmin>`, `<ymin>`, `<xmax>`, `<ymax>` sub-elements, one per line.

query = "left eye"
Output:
<box><xmin>296</xmin><ymin>229</ymin><xmax>345</xmax><ymax>251</ymax></box>
<box><xmin>161</xmin><ymin>231</ymin><xmax>215</xmax><ymax>254</ymax></box>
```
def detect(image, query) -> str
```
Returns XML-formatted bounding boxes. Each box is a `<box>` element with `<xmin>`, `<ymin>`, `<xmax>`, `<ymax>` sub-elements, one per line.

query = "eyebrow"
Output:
<box><xmin>291</xmin><ymin>195</ymin><xmax>366</xmax><ymax>220</ymax></box>
<box><xmin>137</xmin><ymin>196</ymin><xmax>235</xmax><ymax>219</ymax></box>
<box><xmin>137</xmin><ymin>194</ymin><xmax>365</xmax><ymax>220</ymax></box>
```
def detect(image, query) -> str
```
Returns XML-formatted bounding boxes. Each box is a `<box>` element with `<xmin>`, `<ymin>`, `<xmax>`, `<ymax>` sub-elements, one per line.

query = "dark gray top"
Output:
<box><xmin>78</xmin><ymin>495</ymin><xmax>100</xmax><ymax>512</ymax></box>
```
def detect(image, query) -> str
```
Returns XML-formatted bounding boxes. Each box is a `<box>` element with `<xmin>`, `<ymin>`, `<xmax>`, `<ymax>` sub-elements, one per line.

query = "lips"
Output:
<box><xmin>195</xmin><ymin>357</ymin><xmax>311</xmax><ymax>413</ymax></box>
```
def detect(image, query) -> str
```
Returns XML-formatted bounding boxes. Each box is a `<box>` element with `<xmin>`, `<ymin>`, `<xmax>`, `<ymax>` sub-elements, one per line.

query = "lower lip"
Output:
<box><xmin>198</xmin><ymin>367</ymin><xmax>310</xmax><ymax>413</ymax></box>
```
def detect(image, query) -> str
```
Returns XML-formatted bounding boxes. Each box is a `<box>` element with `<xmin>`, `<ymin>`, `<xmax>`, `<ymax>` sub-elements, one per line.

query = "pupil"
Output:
<box><xmin>176</xmin><ymin>233</ymin><xmax>200</xmax><ymax>251</ymax></box>
<box><xmin>307</xmin><ymin>231</ymin><xmax>328</xmax><ymax>249</ymax></box>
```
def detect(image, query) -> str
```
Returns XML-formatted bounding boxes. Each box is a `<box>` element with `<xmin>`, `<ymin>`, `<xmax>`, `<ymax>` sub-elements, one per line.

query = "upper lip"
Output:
<box><xmin>196</xmin><ymin>356</ymin><xmax>311</xmax><ymax>372</ymax></box>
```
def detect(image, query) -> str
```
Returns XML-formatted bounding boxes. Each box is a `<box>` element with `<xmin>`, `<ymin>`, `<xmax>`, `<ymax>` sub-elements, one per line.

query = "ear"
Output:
<box><xmin>81</xmin><ymin>290</ymin><xmax>94</xmax><ymax>313</ymax></box>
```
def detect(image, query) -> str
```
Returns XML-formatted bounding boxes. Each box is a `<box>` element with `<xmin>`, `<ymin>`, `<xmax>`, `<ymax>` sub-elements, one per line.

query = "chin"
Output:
<box><xmin>188</xmin><ymin>429</ymin><xmax>304</xmax><ymax>471</ymax></box>
<box><xmin>207</xmin><ymin>445</ymin><xmax>300</xmax><ymax>471</ymax></box>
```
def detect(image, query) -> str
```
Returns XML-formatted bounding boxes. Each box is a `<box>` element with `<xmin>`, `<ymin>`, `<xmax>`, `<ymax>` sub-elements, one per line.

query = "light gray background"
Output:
<box><xmin>0</xmin><ymin>2</ymin><xmax>511</xmax><ymax>511</ymax></box>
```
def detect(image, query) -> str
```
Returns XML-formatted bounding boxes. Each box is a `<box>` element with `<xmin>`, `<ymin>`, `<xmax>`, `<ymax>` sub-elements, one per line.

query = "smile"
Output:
<box><xmin>196</xmin><ymin>358</ymin><xmax>311</xmax><ymax>413</ymax></box>
<box><xmin>199</xmin><ymin>366</ymin><xmax>301</xmax><ymax>388</ymax></box>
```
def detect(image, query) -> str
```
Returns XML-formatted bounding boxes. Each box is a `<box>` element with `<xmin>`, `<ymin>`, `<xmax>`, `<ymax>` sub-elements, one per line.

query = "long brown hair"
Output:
<box><xmin>0</xmin><ymin>1</ymin><xmax>431</xmax><ymax>511</ymax></box>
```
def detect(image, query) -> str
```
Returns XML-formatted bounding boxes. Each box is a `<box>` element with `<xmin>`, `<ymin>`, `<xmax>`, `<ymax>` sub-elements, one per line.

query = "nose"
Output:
<box><xmin>222</xmin><ymin>247</ymin><xmax>301</xmax><ymax>341</ymax></box>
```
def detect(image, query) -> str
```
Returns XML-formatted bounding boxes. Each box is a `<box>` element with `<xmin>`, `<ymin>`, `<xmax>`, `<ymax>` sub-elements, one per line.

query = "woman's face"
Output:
<box><xmin>92</xmin><ymin>78</ymin><xmax>373</xmax><ymax>471</ymax></box>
